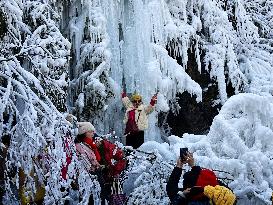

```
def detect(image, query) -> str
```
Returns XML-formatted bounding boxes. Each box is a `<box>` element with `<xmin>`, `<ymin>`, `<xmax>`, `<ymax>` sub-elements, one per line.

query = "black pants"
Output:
<box><xmin>126</xmin><ymin>131</ymin><xmax>144</xmax><ymax>149</ymax></box>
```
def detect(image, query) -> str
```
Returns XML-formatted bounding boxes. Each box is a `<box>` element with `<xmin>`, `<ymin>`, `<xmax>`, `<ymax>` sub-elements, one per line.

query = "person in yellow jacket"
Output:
<box><xmin>121</xmin><ymin>92</ymin><xmax>157</xmax><ymax>149</ymax></box>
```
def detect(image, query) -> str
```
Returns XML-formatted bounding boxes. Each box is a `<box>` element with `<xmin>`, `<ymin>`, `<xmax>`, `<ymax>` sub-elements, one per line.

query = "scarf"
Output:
<box><xmin>83</xmin><ymin>137</ymin><xmax>101</xmax><ymax>162</ymax></box>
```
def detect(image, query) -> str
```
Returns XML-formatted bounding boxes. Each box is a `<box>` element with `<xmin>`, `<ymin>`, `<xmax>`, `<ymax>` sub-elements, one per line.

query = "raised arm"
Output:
<box><xmin>121</xmin><ymin>92</ymin><xmax>133</xmax><ymax>109</ymax></box>
<box><xmin>145</xmin><ymin>94</ymin><xmax>157</xmax><ymax>114</ymax></box>
<box><xmin>166</xmin><ymin>157</ymin><xmax>184</xmax><ymax>200</ymax></box>
<box><xmin>166</xmin><ymin>166</ymin><xmax>183</xmax><ymax>200</ymax></box>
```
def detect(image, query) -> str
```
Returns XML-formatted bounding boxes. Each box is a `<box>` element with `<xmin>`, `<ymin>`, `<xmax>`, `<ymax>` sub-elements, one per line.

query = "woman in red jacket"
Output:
<box><xmin>75</xmin><ymin>122</ymin><xmax>101</xmax><ymax>172</ymax></box>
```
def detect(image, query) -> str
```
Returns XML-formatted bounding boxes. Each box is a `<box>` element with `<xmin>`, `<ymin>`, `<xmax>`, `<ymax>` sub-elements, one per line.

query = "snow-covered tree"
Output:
<box><xmin>1</xmin><ymin>0</ymin><xmax>273</xmax><ymax>204</ymax></box>
<box><xmin>0</xmin><ymin>0</ymin><xmax>100</xmax><ymax>204</ymax></box>
<box><xmin>67</xmin><ymin>0</ymin><xmax>116</xmax><ymax>121</ymax></box>
<box><xmin>124</xmin><ymin>148</ymin><xmax>173</xmax><ymax>205</ymax></box>
<box><xmin>21</xmin><ymin>1</ymin><xmax>70</xmax><ymax>112</ymax></box>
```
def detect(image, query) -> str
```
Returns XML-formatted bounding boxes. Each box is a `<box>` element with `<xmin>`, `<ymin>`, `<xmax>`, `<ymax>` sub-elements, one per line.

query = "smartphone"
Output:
<box><xmin>180</xmin><ymin>148</ymin><xmax>188</xmax><ymax>161</ymax></box>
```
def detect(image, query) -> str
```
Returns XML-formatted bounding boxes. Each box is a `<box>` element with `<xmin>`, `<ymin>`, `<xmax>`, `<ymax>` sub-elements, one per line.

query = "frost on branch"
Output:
<box><xmin>21</xmin><ymin>1</ymin><xmax>71</xmax><ymax>112</ymax></box>
<box><xmin>68</xmin><ymin>1</ymin><xmax>115</xmax><ymax>120</ymax></box>
<box><xmin>124</xmin><ymin>147</ymin><xmax>173</xmax><ymax>205</ymax></box>
<box><xmin>0</xmin><ymin>1</ymin><xmax>99</xmax><ymax>204</ymax></box>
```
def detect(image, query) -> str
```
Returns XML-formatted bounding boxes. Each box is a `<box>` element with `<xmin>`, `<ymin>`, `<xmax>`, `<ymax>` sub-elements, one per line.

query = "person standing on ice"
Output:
<box><xmin>121</xmin><ymin>92</ymin><xmax>157</xmax><ymax>149</ymax></box>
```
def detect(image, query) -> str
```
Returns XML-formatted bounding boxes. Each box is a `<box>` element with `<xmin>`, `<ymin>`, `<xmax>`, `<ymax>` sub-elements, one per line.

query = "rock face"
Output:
<box><xmin>163</xmin><ymin>48</ymin><xmax>234</xmax><ymax>136</ymax></box>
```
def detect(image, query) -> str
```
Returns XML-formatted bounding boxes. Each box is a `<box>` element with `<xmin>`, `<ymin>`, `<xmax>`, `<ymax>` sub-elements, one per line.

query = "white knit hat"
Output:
<box><xmin>77</xmin><ymin>122</ymin><xmax>95</xmax><ymax>135</ymax></box>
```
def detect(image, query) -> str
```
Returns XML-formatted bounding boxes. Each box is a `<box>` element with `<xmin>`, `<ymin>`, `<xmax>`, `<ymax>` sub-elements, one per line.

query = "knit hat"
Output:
<box><xmin>131</xmin><ymin>93</ymin><xmax>142</xmax><ymax>102</ymax></box>
<box><xmin>204</xmin><ymin>185</ymin><xmax>236</xmax><ymax>205</ymax></box>
<box><xmin>77</xmin><ymin>122</ymin><xmax>95</xmax><ymax>135</ymax></box>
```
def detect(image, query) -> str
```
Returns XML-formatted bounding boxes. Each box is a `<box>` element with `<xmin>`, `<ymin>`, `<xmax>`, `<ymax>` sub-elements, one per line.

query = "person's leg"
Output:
<box><xmin>125</xmin><ymin>133</ymin><xmax>134</xmax><ymax>147</ymax></box>
<box><xmin>134</xmin><ymin>131</ymin><xmax>144</xmax><ymax>149</ymax></box>
<box><xmin>126</xmin><ymin>131</ymin><xmax>144</xmax><ymax>149</ymax></box>
<box><xmin>88</xmin><ymin>195</ymin><xmax>94</xmax><ymax>205</ymax></box>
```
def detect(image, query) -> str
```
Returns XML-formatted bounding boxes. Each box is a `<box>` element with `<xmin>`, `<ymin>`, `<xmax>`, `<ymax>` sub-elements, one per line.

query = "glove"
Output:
<box><xmin>121</xmin><ymin>92</ymin><xmax>127</xmax><ymax>98</ymax></box>
<box><xmin>150</xmin><ymin>95</ymin><xmax>157</xmax><ymax>106</ymax></box>
<box><xmin>204</xmin><ymin>185</ymin><xmax>236</xmax><ymax>205</ymax></box>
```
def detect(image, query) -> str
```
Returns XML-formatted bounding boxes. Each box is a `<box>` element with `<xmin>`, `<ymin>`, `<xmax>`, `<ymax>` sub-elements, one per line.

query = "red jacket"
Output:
<box><xmin>99</xmin><ymin>140</ymin><xmax>126</xmax><ymax>177</ymax></box>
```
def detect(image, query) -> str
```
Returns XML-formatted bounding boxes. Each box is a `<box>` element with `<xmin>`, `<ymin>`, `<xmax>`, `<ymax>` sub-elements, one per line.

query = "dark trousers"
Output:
<box><xmin>126</xmin><ymin>131</ymin><xmax>144</xmax><ymax>149</ymax></box>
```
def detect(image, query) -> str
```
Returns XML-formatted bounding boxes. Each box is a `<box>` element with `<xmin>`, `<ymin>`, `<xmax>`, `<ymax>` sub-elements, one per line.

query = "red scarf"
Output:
<box><xmin>83</xmin><ymin>137</ymin><xmax>101</xmax><ymax>162</ymax></box>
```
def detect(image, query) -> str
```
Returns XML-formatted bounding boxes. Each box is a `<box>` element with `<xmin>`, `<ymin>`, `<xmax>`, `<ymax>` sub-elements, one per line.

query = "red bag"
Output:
<box><xmin>100</xmin><ymin>140</ymin><xmax>127</xmax><ymax>177</ymax></box>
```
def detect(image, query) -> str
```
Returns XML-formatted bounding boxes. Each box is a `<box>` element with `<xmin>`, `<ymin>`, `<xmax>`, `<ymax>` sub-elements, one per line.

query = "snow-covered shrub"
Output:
<box><xmin>207</xmin><ymin>93</ymin><xmax>273</xmax><ymax>204</ymax></box>
<box><xmin>124</xmin><ymin>144</ymin><xmax>173</xmax><ymax>205</ymax></box>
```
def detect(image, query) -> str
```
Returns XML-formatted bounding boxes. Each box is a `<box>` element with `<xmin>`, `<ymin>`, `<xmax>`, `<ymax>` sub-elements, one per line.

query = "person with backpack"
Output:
<box><xmin>166</xmin><ymin>150</ymin><xmax>236</xmax><ymax>205</ymax></box>
<box><xmin>122</xmin><ymin>92</ymin><xmax>157</xmax><ymax>149</ymax></box>
<box><xmin>95</xmin><ymin>137</ymin><xmax>127</xmax><ymax>205</ymax></box>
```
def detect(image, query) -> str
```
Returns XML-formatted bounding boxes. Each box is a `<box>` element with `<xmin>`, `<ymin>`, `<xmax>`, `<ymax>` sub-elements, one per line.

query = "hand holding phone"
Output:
<box><xmin>180</xmin><ymin>148</ymin><xmax>188</xmax><ymax>161</ymax></box>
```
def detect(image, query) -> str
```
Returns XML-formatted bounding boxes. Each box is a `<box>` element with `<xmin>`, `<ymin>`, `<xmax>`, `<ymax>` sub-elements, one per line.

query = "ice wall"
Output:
<box><xmin>97</xmin><ymin>0</ymin><xmax>202</xmax><ymax>142</ymax></box>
